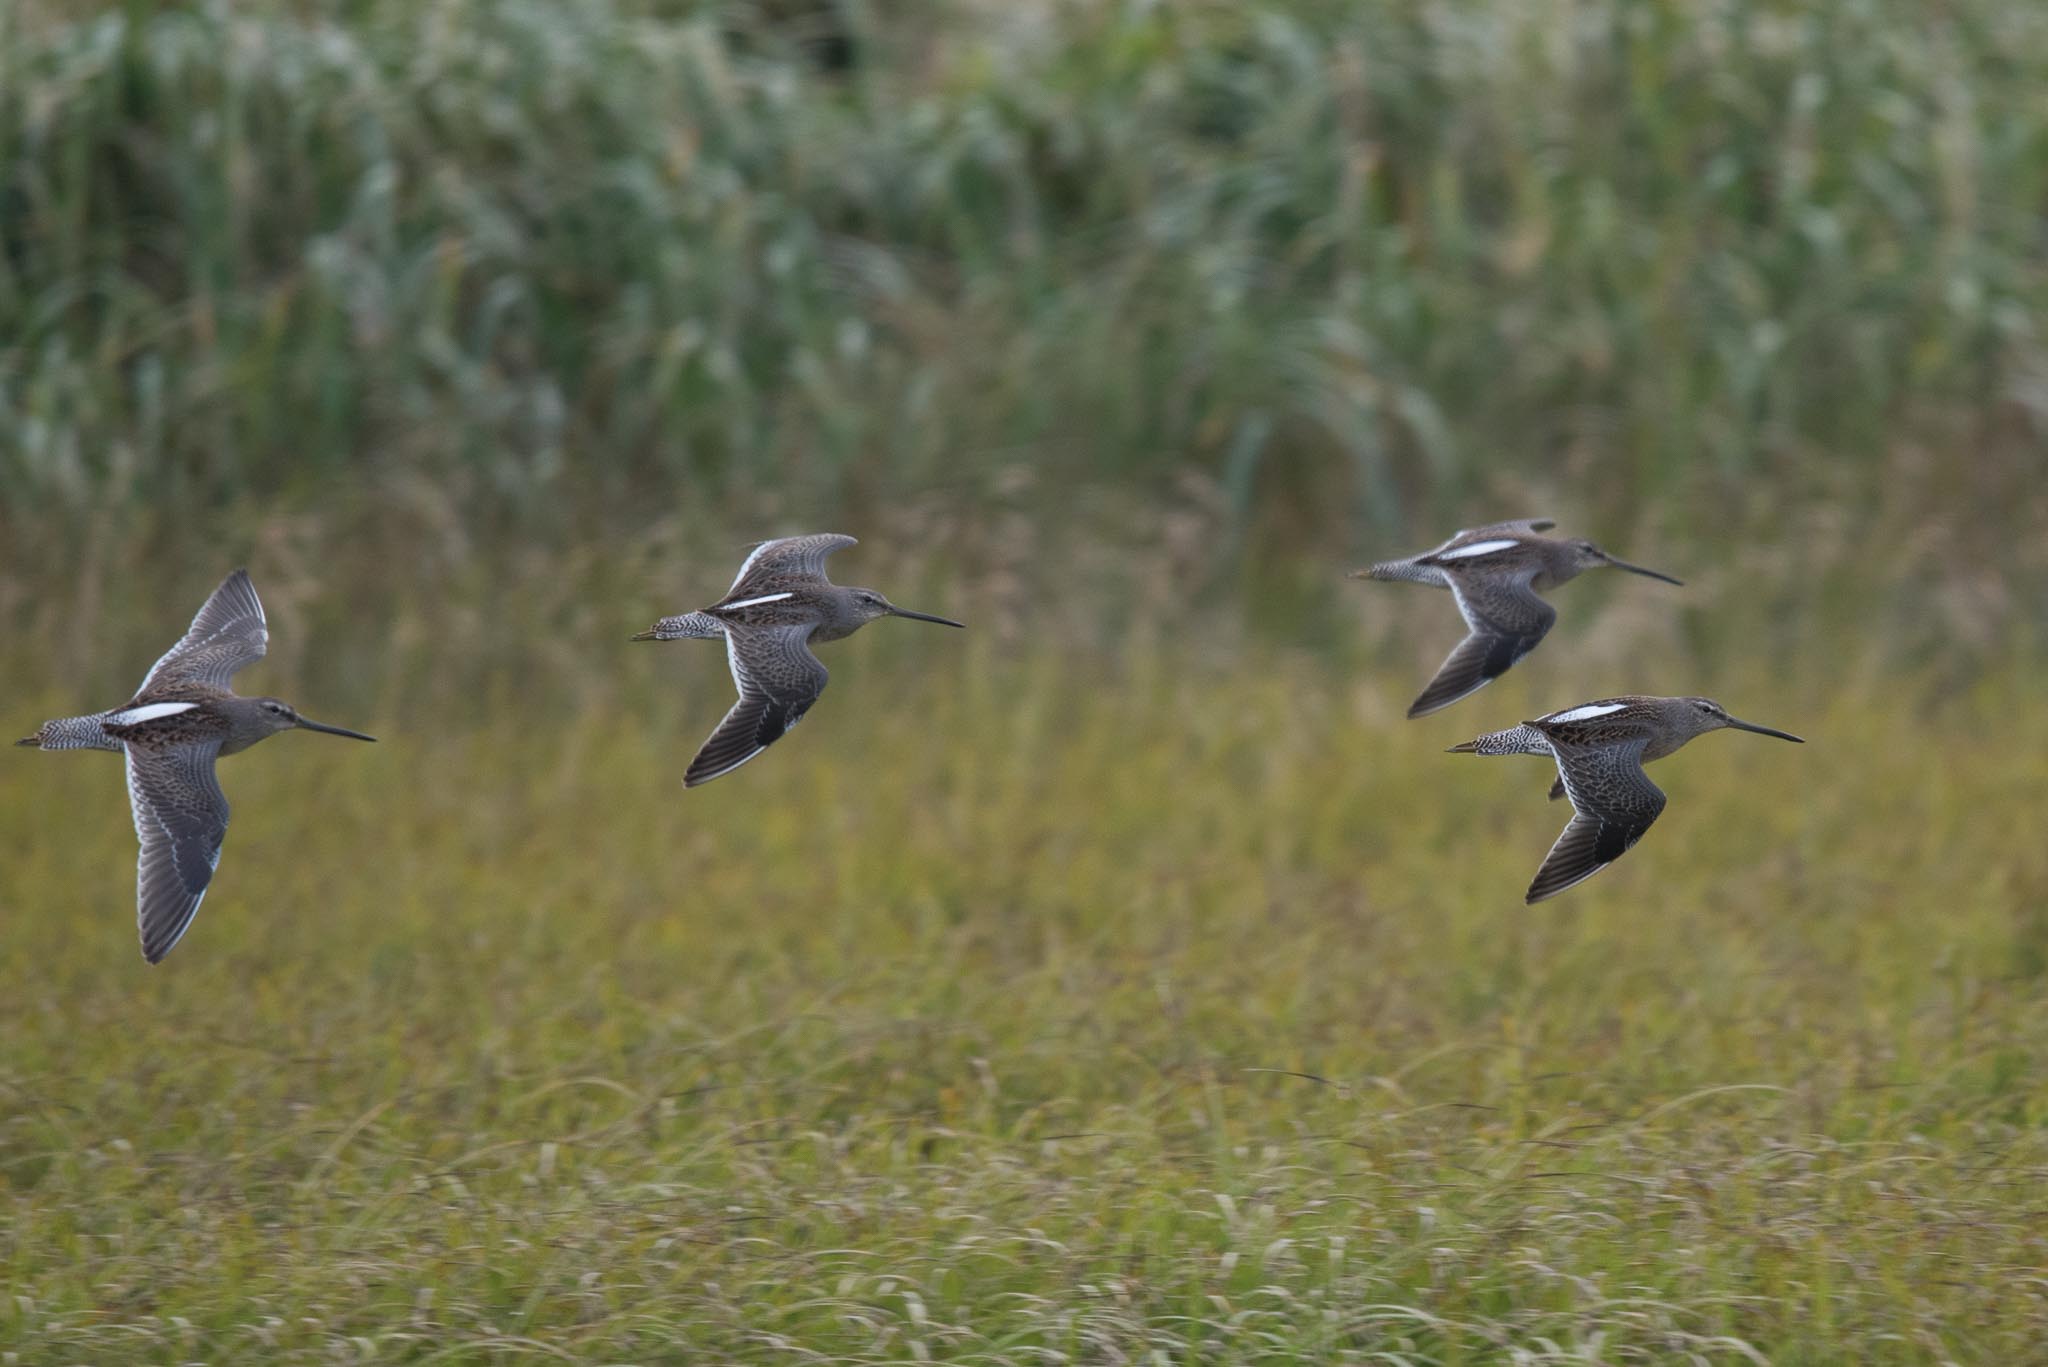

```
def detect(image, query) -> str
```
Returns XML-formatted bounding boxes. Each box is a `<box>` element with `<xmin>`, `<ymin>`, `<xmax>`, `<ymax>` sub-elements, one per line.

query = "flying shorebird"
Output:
<box><xmin>1350</xmin><ymin>519</ymin><xmax>1683</xmax><ymax>718</ymax></box>
<box><xmin>16</xmin><ymin>570</ymin><xmax>376</xmax><ymax>963</ymax></box>
<box><xmin>1449</xmin><ymin>695</ymin><xmax>1803</xmax><ymax>903</ymax></box>
<box><xmin>632</xmin><ymin>534</ymin><xmax>964</xmax><ymax>787</ymax></box>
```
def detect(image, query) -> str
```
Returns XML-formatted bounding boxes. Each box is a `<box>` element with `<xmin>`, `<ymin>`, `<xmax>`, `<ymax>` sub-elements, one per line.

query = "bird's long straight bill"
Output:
<box><xmin>1728</xmin><ymin>718</ymin><xmax>1804</xmax><ymax>743</ymax></box>
<box><xmin>1606</xmin><ymin>557</ymin><xmax>1684</xmax><ymax>585</ymax></box>
<box><xmin>297</xmin><ymin>717</ymin><xmax>378</xmax><ymax>742</ymax></box>
<box><xmin>889</xmin><ymin>607</ymin><xmax>966</xmax><ymax>627</ymax></box>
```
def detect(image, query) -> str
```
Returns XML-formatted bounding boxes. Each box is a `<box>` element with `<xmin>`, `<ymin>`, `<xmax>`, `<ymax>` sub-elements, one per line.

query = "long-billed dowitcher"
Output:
<box><xmin>633</xmin><ymin>534</ymin><xmax>963</xmax><ymax>786</ymax></box>
<box><xmin>16</xmin><ymin>570</ymin><xmax>375</xmax><ymax>963</ymax></box>
<box><xmin>1351</xmin><ymin>519</ymin><xmax>1682</xmax><ymax>717</ymax></box>
<box><xmin>1449</xmin><ymin>695</ymin><xmax>1803</xmax><ymax>903</ymax></box>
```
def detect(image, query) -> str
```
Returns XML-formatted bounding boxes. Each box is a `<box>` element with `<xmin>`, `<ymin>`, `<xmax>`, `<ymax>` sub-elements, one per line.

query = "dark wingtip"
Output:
<box><xmin>1445</xmin><ymin>742</ymin><xmax>1478</xmax><ymax>753</ymax></box>
<box><xmin>1407</xmin><ymin>668</ymin><xmax>1502</xmax><ymax>720</ymax></box>
<box><xmin>15</xmin><ymin>735</ymin><xmax>40</xmax><ymax>747</ymax></box>
<box><xmin>630</xmin><ymin>630</ymin><xmax>657</xmax><ymax>641</ymax></box>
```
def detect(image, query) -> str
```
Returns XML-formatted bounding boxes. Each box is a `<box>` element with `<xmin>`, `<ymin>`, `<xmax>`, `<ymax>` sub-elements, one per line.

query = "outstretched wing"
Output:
<box><xmin>684</xmin><ymin>625</ymin><xmax>830</xmax><ymax>787</ymax></box>
<box><xmin>1525</xmin><ymin>738</ymin><xmax>1665</xmax><ymax>903</ymax></box>
<box><xmin>1405</xmin><ymin>576</ymin><xmax>1556</xmax><ymax>718</ymax></box>
<box><xmin>727</xmin><ymin>534</ymin><xmax>858</xmax><ymax>595</ymax></box>
<box><xmin>124</xmin><ymin>742</ymin><xmax>230</xmax><ymax>963</ymax></box>
<box><xmin>1457</xmin><ymin>518</ymin><xmax>1555</xmax><ymax>538</ymax></box>
<box><xmin>140</xmin><ymin>570</ymin><xmax>269</xmax><ymax>692</ymax></box>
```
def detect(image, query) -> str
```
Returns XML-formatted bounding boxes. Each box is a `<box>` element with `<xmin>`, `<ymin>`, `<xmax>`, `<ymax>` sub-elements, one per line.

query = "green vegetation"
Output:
<box><xmin>3</xmin><ymin>655</ymin><xmax>2045</xmax><ymax>1361</ymax></box>
<box><xmin>3</xmin><ymin>0</ymin><xmax>2045</xmax><ymax>565</ymax></box>
<box><xmin>2</xmin><ymin>0</ymin><xmax>2046</xmax><ymax>1360</ymax></box>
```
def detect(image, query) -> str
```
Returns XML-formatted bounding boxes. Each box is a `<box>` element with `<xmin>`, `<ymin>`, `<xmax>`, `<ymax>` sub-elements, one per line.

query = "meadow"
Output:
<box><xmin>3</xmin><ymin>625</ymin><xmax>2046</xmax><ymax>1362</ymax></box>
<box><xmin>3</xmin><ymin>0</ymin><xmax>2047</xmax><ymax>1361</ymax></box>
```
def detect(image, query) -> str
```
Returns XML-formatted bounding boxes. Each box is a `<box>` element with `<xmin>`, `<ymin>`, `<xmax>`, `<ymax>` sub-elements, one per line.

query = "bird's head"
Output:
<box><xmin>1681</xmin><ymin>696</ymin><xmax>1803</xmax><ymax>744</ymax></box>
<box><xmin>1572</xmin><ymin>539</ymin><xmax>1684</xmax><ymax>585</ymax></box>
<box><xmin>252</xmin><ymin>698</ymin><xmax>378</xmax><ymax>743</ymax></box>
<box><xmin>847</xmin><ymin>588</ymin><xmax>965</xmax><ymax>630</ymax></box>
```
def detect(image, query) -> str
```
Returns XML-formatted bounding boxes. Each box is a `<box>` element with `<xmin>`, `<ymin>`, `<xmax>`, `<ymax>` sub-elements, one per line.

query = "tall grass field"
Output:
<box><xmin>2</xmin><ymin>0</ymin><xmax>2046</xmax><ymax>1361</ymax></box>
<box><xmin>4</xmin><ymin>639</ymin><xmax>2046</xmax><ymax>1361</ymax></box>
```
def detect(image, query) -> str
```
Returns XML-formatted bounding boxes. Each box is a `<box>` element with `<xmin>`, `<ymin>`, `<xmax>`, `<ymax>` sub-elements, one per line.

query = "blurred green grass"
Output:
<box><xmin>3</xmin><ymin>642</ymin><xmax>2045</xmax><ymax>1360</ymax></box>
<box><xmin>2</xmin><ymin>0</ymin><xmax>2045</xmax><ymax>598</ymax></box>
<box><xmin>3</xmin><ymin>0</ymin><xmax>2047</xmax><ymax>1358</ymax></box>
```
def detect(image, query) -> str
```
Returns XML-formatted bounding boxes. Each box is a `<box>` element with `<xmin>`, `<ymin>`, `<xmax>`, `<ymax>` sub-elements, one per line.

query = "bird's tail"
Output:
<box><xmin>1350</xmin><ymin>558</ymin><xmax>1447</xmax><ymax>586</ymax></box>
<box><xmin>1445</xmin><ymin>724</ymin><xmax>1550</xmax><ymax>757</ymax></box>
<box><xmin>632</xmin><ymin>611</ymin><xmax>725</xmax><ymax>642</ymax></box>
<box><xmin>17</xmin><ymin>714</ymin><xmax>122</xmax><ymax>751</ymax></box>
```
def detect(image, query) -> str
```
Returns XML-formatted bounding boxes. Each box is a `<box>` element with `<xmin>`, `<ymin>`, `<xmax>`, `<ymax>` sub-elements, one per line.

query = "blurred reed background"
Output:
<box><xmin>3</xmin><ymin>2</ymin><xmax>2047</xmax><ymax>1361</ymax></box>
<box><xmin>1</xmin><ymin>0</ymin><xmax>2043</xmax><ymax>709</ymax></box>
